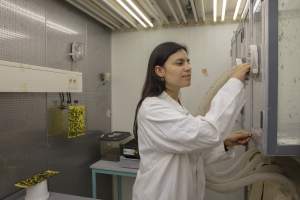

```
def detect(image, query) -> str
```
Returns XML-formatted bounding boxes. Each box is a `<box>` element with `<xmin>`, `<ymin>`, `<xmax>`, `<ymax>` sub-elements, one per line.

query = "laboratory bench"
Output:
<box><xmin>90</xmin><ymin>159</ymin><xmax>138</xmax><ymax>200</ymax></box>
<box><xmin>16</xmin><ymin>192</ymin><xmax>101</xmax><ymax>200</ymax></box>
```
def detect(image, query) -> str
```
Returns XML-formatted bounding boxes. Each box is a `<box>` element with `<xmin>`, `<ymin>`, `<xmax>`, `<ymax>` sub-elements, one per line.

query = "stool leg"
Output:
<box><xmin>92</xmin><ymin>170</ymin><xmax>97</xmax><ymax>198</ymax></box>
<box><xmin>117</xmin><ymin>175</ymin><xmax>122</xmax><ymax>200</ymax></box>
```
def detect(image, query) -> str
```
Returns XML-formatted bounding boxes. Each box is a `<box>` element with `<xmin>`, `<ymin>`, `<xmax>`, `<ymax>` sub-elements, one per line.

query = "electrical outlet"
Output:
<box><xmin>67</xmin><ymin>74</ymin><xmax>78</xmax><ymax>90</ymax></box>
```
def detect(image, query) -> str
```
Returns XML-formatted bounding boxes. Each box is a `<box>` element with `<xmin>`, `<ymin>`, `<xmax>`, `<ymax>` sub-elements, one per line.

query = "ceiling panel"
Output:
<box><xmin>66</xmin><ymin>0</ymin><xmax>249</xmax><ymax>31</ymax></box>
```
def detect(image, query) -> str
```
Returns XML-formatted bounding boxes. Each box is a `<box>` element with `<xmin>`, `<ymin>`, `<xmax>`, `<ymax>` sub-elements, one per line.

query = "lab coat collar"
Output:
<box><xmin>159</xmin><ymin>91</ymin><xmax>190</xmax><ymax>116</ymax></box>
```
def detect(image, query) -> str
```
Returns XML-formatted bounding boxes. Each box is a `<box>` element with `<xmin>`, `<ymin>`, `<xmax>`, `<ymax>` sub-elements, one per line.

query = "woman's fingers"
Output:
<box><xmin>231</xmin><ymin>63</ymin><xmax>251</xmax><ymax>82</ymax></box>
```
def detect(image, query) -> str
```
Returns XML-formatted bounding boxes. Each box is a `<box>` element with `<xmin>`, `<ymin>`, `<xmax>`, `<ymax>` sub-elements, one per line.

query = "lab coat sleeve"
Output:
<box><xmin>202</xmin><ymin>143</ymin><xmax>235</xmax><ymax>167</ymax></box>
<box><xmin>139</xmin><ymin>78</ymin><xmax>245</xmax><ymax>153</ymax></box>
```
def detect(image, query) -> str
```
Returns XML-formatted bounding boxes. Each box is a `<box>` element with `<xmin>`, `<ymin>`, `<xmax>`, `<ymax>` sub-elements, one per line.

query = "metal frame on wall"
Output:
<box><xmin>235</xmin><ymin>0</ymin><xmax>300</xmax><ymax>155</ymax></box>
<box><xmin>0</xmin><ymin>0</ymin><xmax>112</xmax><ymax>199</ymax></box>
<box><xmin>265</xmin><ymin>0</ymin><xmax>279</xmax><ymax>155</ymax></box>
<box><xmin>266</xmin><ymin>0</ymin><xmax>300</xmax><ymax>155</ymax></box>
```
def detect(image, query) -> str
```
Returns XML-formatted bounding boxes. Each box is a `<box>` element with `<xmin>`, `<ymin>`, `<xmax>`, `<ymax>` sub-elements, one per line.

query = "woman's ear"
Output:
<box><xmin>155</xmin><ymin>65</ymin><xmax>165</xmax><ymax>78</ymax></box>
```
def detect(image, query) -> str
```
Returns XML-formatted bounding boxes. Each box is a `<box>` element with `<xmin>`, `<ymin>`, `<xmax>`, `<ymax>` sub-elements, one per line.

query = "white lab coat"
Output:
<box><xmin>132</xmin><ymin>78</ymin><xmax>245</xmax><ymax>200</ymax></box>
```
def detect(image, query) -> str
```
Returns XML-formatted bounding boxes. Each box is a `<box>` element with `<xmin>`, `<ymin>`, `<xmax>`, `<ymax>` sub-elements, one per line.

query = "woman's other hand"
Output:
<box><xmin>224</xmin><ymin>130</ymin><xmax>251</xmax><ymax>147</ymax></box>
<box><xmin>231</xmin><ymin>63</ymin><xmax>251</xmax><ymax>82</ymax></box>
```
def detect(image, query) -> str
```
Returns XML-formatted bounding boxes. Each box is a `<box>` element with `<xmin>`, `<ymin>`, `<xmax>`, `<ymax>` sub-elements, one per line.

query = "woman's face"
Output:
<box><xmin>156</xmin><ymin>49</ymin><xmax>192</xmax><ymax>92</ymax></box>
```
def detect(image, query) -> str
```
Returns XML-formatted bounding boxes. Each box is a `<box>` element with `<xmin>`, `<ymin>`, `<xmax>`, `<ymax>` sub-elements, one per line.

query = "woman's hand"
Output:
<box><xmin>231</xmin><ymin>63</ymin><xmax>251</xmax><ymax>82</ymax></box>
<box><xmin>224</xmin><ymin>130</ymin><xmax>251</xmax><ymax>147</ymax></box>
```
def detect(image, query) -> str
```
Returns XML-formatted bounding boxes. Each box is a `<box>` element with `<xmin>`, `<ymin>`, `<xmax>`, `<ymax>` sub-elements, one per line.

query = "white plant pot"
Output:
<box><xmin>25</xmin><ymin>180</ymin><xmax>49</xmax><ymax>200</ymax></box>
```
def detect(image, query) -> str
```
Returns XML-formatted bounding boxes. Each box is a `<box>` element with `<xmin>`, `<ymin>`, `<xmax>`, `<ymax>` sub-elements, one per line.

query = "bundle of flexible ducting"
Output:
<box><xmin>205</xmin><ymin>150</ymin><xmax>299</xmax><ymax>199</ymax></box>
<box><xmin>205</xmin><ymin>146</ymin><xmax>260</xmax><ymax>178</ymax></box>
<box><xmin>195</xmin><ymin>65</ymin><xmax>300</xmax><ymax>200</ymax></box>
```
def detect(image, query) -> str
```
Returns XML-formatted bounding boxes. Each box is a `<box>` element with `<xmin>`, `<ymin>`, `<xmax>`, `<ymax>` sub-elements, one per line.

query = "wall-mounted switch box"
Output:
<box><xmin>0</xmin><ymin>60</ymin><xmax>82</xmax><ymax>92</ymax></box>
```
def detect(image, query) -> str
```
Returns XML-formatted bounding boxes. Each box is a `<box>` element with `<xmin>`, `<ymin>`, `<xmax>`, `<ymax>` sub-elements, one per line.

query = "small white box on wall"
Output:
<box><xmin>0</xmin><ymin>60</ymin><xmax>82</xmax><ymax>92</ymax></box>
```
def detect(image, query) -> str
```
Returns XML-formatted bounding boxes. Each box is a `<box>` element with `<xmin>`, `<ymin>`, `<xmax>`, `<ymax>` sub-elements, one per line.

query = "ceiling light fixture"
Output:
<box><xmin>233</xmin><ymin>0</ymin><xmax>242</xmax><ymax>20</ymax></box>
<box><xmin>80</xmin><ymin>0</ymin><xmax>122</xmax><ymax>29</ymax></box>
<box><xmin>91</xmin><ymin>0</ymin><xmax>130</xmax><ymax>29</ymax></box>
<box><xmin>241</xmin><ymin>0</ymin><xmax>249</xmax><ymax>19</ymax></box>
<box><xmin>140</xmin><ymin>0</ymin><xmax>163</xmax><ymax>25</ymax></box>
<box><xmin>190</xmin><ymin>0</ymin><xmax>198</xmax><ymax>23</ymax></box>
<box><xmin>117</xmin><ymin>0</ymin><xmax>147</xmax><ymax>28</ymax></box>
<box><xmin>175</xmin><ymin>0</ymin><xmax>187</xmax><ymax>24</ymax></box>
<box><xmin>67</xmin><ymin>0</ymin><xmax>115</xmax><ymax>31</ymax></box>
<box><xmin>127</xmin><ymin>0</ymin><xmax>153</xmax><ymax>27</ymax></box>
<box><xmin>166</xmin><ymin>0</ymin><xmax>180</xmax><ymax>25</ymax></box>
<box><xmin>149</xmin><ymin>0</ymin><xmax>170</xmax><ymax>26</ymax></box>
<box><xmin>199</xmin><ymin>0</ymin><xmax>206</xmax><ymax>23</ymax></box>
<box><xmin>213</xmin><ymin>0</ymin><xmax>217</xmax><ymax>22</ymax></box>
<box><xmin>221</xmin><ymin>0</ymin><xmax>227</xmax><ymax>21</ymax></box>
<box><xmin>253</xmin><ymin>0</ymin><xmax>260</xmax><ymax>14</ymax></box>
<box><xmin>103</xmin><ymin>0</ymin><xmax>137</xmax><ymax>28</ymax></box>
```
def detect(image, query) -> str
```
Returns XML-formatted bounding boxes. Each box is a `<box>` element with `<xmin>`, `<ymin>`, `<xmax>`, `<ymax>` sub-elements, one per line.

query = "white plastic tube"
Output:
<box><xmin>206</xmin><ymin>154</ymin><xmax>266</xmax><ymax>184</ymax></box>
<box><xmin>248</xmin><ymin>165</ymin><xmax>286</xmax><ymax>176</ymax></box>
<box><xmin>206</xmin><ymin>173</ymin><xmax>300</xmax><ymax>200</ymax></box>
<box><xmin>194</xmin><ymin>67</ymin><xmax>235</xmax><ymax>116</ymax></box>
<box><xmin>206</xmin><ymin>162</ymin><xmax>286</xmax><ymax>184</ymax></box>
<box><xmin>205</xmin><ymin>146</ymin><xmax>260</xmax><ymax>178</ymax></box>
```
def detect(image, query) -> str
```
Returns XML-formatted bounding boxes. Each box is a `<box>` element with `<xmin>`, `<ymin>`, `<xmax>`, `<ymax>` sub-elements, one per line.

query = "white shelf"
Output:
<box><xmin>0</xmin><ymin>60</ymin><xmax>82</xmax><ymax>92</ymax></box>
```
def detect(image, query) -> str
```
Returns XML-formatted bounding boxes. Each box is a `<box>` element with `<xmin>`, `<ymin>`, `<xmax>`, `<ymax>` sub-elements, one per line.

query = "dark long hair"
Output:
<box><xmin>133</xmin><ymin>42</ymin><xmax>188</xmax><ymax>156</ymax></box>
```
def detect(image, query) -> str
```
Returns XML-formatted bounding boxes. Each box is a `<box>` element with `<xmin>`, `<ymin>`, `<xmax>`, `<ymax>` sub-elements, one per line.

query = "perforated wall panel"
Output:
<box><xmin>0</xmin><ymin>0</ymin><xmax>112</xmax><ymax>199</ymax></box>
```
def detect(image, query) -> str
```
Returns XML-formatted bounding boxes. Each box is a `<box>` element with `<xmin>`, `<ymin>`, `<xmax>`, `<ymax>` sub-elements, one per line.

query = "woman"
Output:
<box><xmin>132</xmin><ymin>42</ymin><xmax>251</xmax><ymax>200</ymax></box>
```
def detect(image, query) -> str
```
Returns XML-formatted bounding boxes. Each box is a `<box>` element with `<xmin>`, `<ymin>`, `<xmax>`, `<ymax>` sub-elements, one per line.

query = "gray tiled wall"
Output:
<box><xmin>0</xmin><ymin>0</ymin><xmax>112</xmax><ymax>199</ymax></box>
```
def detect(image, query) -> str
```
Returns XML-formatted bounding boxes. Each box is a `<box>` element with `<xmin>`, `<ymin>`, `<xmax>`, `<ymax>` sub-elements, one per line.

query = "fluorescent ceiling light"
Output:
<box><xmin>200</xmin><ymin>0</ymin><xmax>206</xmax><ymax>22</ymax></box>
<box><xmin>80</xmin><ymin>0</ymin><xmax>122</xmax><ymax>29</ymax></box>
<box><xmin>67</xmin><ymin>0</ymin><xmax>116</xmax><ymax>30</ymax></box>
<box><xmin>117</xmin><ymin>0</ymin><xmax>147</xmax><ymax>28</ymax></box>
<box><xmin>233</xmin><ymin>0</ymin><xmax>242</xmax><ymax>20</ymax></box>
<box><xmin>213</xmin><ymin>0</ymin><xmax>217</xmax><ymax>22</ymax></box>
<box><xmin>103</xmin><ymin>0</ymin><xmax>137</xmax><ymax>28</ymax></box>
<box><xmin>190</xmin><ymin>0</ymin><xmax>198</xmax><ymax>23</ymax></box>
<box><xmin>149</xmin><ymin>0</ymin><xmax>170</xmax><ymax>26</ymax></box>
<box><xmin>241</xmin><ymin>0</ymin><xmax>249</xmax><ymax>19</ymax></box>
<box><xmin>91</xmin><ymin>0</ymin><xmax>130</xmax><ymax>29</ymax></box>
<box><xmin>221</xmin><ymin>0</ymin><xmax>227</xmax><ymax>21</ymax></box>
<box><xmin>253</xmin><ymin>0</ymin><xmax>260</xmax><ymax>14</ymax></box>
<box><xmin>175</xmin><ymin>0</ymin><xmax>187</xmax><ymax>24</ymax></box>
<box><xmin>166</xmin><ymin>0</ymin><xmax>180</xmax><ymax>25</ymax></box>
<box><xmin>0</xmin><ymin>1</ymin><xmax>77</xmax><ymax>34</ymax></box>
<box><xmin>127</xmin><ymin>0</ymin><xmax>153</xmax><ymax>27</ymax></box>
<box><xmin>140</xmin><ymin>0</ymin><xmax>163</xmax><ymax>25</ymax></box>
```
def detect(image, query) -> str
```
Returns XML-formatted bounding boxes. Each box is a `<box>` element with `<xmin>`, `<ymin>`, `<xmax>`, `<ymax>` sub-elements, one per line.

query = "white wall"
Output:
<box><xmin>111</xmin><ymin>21</ymin><xmax>246</xmax><ymax>200</ymax></box>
